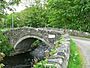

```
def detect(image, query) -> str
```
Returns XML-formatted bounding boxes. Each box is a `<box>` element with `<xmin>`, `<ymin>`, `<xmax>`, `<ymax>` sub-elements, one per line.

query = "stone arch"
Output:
<box><xmin>14</xmin><ymin>35</ymin><xmax>50</xmax><ymax>53</ymax></box>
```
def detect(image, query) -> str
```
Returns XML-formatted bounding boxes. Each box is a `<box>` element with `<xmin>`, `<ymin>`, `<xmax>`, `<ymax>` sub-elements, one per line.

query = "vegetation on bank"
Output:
<box><xmin>0</xmin><ymin>31</ymin><xmax>13</xmax><ymax>67</ymax></box>
<box><xmin>68</xmin><ymin>40</ymin><xmax>83</xmax><ymax>68</ymax></box>
<box><xmin>0</xmin><ymin>0</ymin><xmax>19</xmax><ymax>57</ymax></box>
<box><xmin>0</xmin><ymin>31</ymin><xmax>13</xmax><ymax>56</ymax></box>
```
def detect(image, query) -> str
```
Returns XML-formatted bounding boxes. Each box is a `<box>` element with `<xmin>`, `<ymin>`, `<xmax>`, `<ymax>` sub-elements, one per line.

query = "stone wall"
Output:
<box><xmin>43</xmin><ymin>28</ymin><xmax>90</xmax><ymax>38</ymax></box>
<box><xmin>67</xmin><ymin>29</ymin><xmax>90</xmax><ymax>38</ymax></box>
<box><xmin>37</xmin><ymin>34</ymin><xmax>70</xmax><ymax>68</ymax></box>
<box><xmin>42</xmin><ymin>28</ymin><xmax>90</xmax><ymax>38</ymax></box>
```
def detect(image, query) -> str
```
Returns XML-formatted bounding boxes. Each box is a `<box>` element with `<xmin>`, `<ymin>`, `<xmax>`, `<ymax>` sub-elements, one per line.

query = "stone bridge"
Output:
<box><xmin>4</xmin><ymin>27</ymin><xmax>64</xmax><ymax>54</ymax></box>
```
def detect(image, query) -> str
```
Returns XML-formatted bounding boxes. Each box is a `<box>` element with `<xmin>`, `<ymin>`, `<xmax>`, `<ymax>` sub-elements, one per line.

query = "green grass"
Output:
<box><xmin>68</xmin><ymin>40</ymin><xmax>83</xmax><ymax>68</ymax></box>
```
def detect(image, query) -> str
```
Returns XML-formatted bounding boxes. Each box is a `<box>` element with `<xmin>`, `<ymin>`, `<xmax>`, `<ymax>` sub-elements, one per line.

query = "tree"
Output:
<box><xmin>6</xmin><ymin>1</ymin><xmax>48</xmax><ymax>28</ymax></box>
<box><xmin>4</xmin><ymin>0</ymin><xmax>90</xmax><ymax>32</ymax></box>
<box><xmin>47</xmin><ymin>0</ymin><xmax>90</xmax><ymax>32</ymax></box>
<box><xmin>0</xmin><ymin>0</ymin><xmax>21</xmax><ymax>28</ymax></box>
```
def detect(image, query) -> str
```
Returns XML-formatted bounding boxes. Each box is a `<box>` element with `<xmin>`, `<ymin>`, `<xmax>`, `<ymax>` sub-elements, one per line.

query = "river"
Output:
<box><xmin>2</xmin><ymin>51</ymin><xmax>34</xmax><ymax>68</ymax></box>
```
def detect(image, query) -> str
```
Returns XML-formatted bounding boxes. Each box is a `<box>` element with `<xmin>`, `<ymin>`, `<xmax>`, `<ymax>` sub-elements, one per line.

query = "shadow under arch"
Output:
<box><xmin>14</xmin><ymin>35</ymin><xmax>50</xmax><ymax>53</ymax></box>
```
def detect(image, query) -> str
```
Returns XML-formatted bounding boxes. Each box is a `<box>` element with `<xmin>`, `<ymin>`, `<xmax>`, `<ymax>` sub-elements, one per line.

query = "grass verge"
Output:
<box><xmin>68</xmin><ymin>39</ymin><xmax>83</xmax><ymax>68</ymax></box>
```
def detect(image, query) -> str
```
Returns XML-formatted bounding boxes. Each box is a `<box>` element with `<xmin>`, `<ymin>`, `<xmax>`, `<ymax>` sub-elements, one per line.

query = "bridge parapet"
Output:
<box><xmin>4</xmin><ymin>27</ymin><xmax>63</xmax><ymax>54</ymax></box>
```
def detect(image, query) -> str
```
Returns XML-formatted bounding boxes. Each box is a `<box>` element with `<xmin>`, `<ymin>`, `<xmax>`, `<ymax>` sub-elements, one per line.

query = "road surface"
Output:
<box><xmin>72</xmin><ymin>37</ymin><xmax>90</xmax><ymax>68</ymax></box>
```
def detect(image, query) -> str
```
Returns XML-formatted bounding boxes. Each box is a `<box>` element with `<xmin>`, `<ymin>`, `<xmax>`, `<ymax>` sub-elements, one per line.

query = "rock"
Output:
<box><xmin>0</xmin><ymin>52</ymin><xmax>5</xmax><ymax>61</ymax></box>
<box><xmin>0</xmin><ymin>63</ymin><xmax>5</xmax><ymax>68</ymax></box>
<box><xmin>63</xmin><ymin>34</ymin><xmax>70</xmax><ymax>41</ymax></box>
<box><xmin>48</xmin><ymin>58</ymin><xmax>63</xmax><ymax>65</ymax></box>
<box><xmin>31</xmin><ymin>45</ymin><xmax>48</xmax><ymax>59</ymax></box>
<box><xmin>44</xmin><ymin>50</ymin><xmax>50</xmax><ymax>58</ymax></box>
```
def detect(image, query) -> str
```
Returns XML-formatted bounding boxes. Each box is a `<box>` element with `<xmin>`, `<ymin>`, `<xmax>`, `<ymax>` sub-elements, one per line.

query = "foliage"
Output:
<box><xmin>5</xmin><ymin>0</ymin><xmax>90</xmax><ymax>32</ymax></box>
<box><xmin>0</xmin><ymin>31</ymin><xmax>13</xmax><ymax>56</ymax></box>
<box><xmin>4</xmin><ymin>6</ymin><xmax>48</xmax><ymax>28</ymax></box>
<box><xmin>1</xmin><ymin>0</ymin><xmax>90</xmax><ymax>33</ymax></box>
<box><xmin>34</xmin><ymin>59</ymin><xmax>48</xmax><ymax>68</ymax></box>
<box><xmin>34</xmin><ymin>59</ymin><xmax>56</xmax><ymax>68</ymax></box>
<box><xmin>50</xmin><ymin>37</ymin><xmax>62</xmax><ymax>55</ymax></box>
<box><xmin>49</xmin><ymin>48</ymin><xmax>57</xmax><ymax>56</ymax></box>
<box><xmin>0</xmin><ymin>0</ymin><xmax>21</xmax><ymax>27</ymax></box>
<box><xmin>47</xmin><ymin>0</ymin><xmax>90</xmax><ymax>32</ymax></box>
<box><xmin>68</xmin><ymin>39</ymin><xmax>83</xmax><ymax>68</ymax></box>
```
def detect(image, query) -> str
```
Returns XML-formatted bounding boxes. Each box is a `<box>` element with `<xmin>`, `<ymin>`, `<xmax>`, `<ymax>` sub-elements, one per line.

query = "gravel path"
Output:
<box><xmin>72</xmin><ymin>37</ymin><xmax>90</xmax><ymax>68</ymax></box>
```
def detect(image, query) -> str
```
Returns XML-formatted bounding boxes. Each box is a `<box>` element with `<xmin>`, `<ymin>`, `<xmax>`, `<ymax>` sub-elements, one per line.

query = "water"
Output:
<box><xmin>2</xmin><ymin>51</ymin><xmax>34</xmax><ymax>68</ymax></box>
<box><xmin>2</xmin><ymin>42</ymin><xmax>48</xmax><ymax>68</ymax></box>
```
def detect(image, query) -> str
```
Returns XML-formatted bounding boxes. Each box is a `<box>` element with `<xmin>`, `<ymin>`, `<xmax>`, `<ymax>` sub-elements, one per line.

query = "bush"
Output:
<box><xmin>0</xmin><ymin>31</ymin><xmax>13</xmax><ymax>56</ymax></box>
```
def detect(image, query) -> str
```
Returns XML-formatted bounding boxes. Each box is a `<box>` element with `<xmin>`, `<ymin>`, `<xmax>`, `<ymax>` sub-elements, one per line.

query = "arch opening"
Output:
<box><xmin>14</xmin><ymin>36</ymin><xmax>50</xmax><ymax>54</ymax></box>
